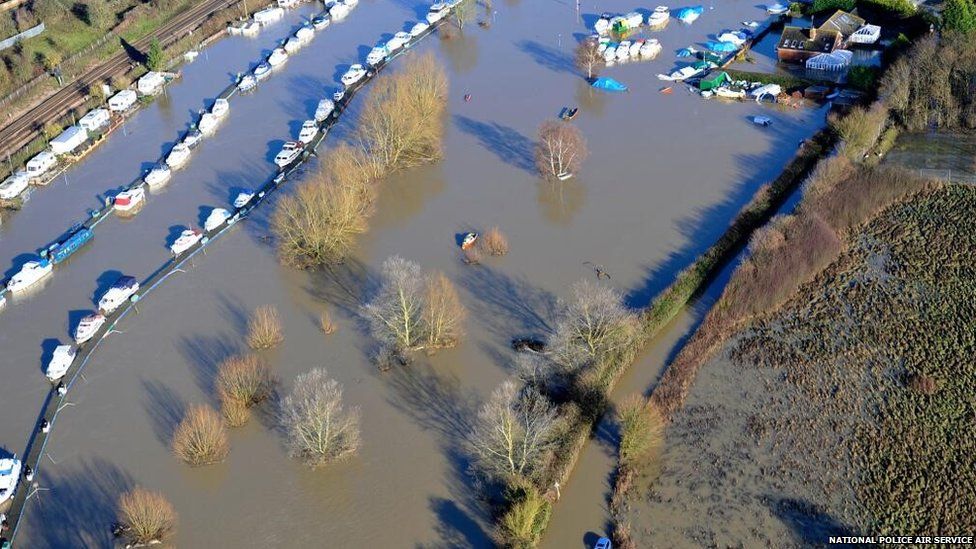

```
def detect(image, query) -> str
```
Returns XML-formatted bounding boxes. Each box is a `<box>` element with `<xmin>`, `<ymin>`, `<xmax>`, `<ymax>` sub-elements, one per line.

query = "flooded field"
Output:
<box><xmin>885</xmin><ymin>132</ymin><xmax>976</xmax><ymax>183</ymax></box>
<box><xmin>1</xmin><ymin>0</ymin><xmax>829</xmax><ymax>546</ymax></box>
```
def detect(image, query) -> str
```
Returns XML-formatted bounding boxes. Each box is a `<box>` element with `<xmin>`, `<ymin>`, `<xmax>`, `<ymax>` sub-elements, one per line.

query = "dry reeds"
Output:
<box><xmin>216</xmin><ymin>354</ymin><xmax>273</xmax><ymax>426</ymax></box>
<box><xmin>117</xmin><ymin>487</ymin><xmax>176</xmax><ymax>546</ymax></box>
<box><xmin>481</xmin><ymin>226</ymin><xmax>509</xmax><ymax>256</ymax></box>
<box><xmin>172</xmin><ymin>404</ymin><xmax>229</xmax><ymax>466</ymax></box>
<box><xmin>319</xmin><ymin>309</ymin><xmax>337</xmax><ymax>334</ymax></box>
<box><xmin>246</xmin><ymin>305</ymin><xmax>284</xmax><ymax>349</ymax></box>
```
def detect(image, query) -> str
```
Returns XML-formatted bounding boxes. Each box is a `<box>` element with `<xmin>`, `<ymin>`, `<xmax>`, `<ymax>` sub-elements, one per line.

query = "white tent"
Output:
<box><xmin>806</xmin><ymin>50</ymin><xmax>853</xmax><ymax>71</ymax></box>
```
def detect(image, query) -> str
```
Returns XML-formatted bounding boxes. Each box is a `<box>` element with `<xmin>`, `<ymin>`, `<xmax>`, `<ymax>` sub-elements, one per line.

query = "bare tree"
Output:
<box><xmin>424</xmin><ymin>271</ymin><xmax>465</xmax><ymax>349</ymax></box>
<box><xmin>535</xmin><ymin>120</ymin><xmax>588</xmax><ymax>181</ymax></box>
<box><xmin>280</xmin><ymin>368</ymin><xmax>360</xmax><ymax>468</ymax></box>
<box><xmin>467</xmin><ymin>381</ymin><xmax>563</xmax><ymax>482</ymax></box>
<box><xmin>172</xmin><ymin>404</ymin><xmax>229</xmax><ymax>466</ymax></box>
<box><xmin>574</xmin><ymin>37</ymin><xmax>605</xmax><ymax>79</ymax></box>
<box><xmin>116</xmin><ymin>488</ymin><xmax>177</xmax><ymax>546</ymax></box>
<box><xmin>548</xmin><ymin>280</ymin><xmax>640</xmax><ymax>374</ymax></box>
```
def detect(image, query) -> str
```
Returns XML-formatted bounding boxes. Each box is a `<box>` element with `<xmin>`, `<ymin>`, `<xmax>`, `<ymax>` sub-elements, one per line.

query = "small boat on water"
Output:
<box><xmin>718</xmin><ymin>31</ymin><xmax>747</xmax><ymax>46</ymax></box>
<box><xmin>559</xmin><ymin>107</ymin><xmax>578</xmax><ymax>120</ymax></box>
<box><xmin>254</xmin><ymin>6</ymin><xmax>284</xmax><ymax>24</ymax></box>
<box><xmin>113</xmin><ymin>186</ymin><xmax>146</xmax><ymax>214</ymax></box>
<box><xmin>205</xmin><ymin>208</ymin><xmax>232</xmax><ymax>232</ymax></box>
<box><xmin>602</xmin><ymin>45</ymin><xmax>617</xmax><ymax>62</ymax></box>
<box><xmin>427</xmin><ymin>2</ymin><xmax>450</xmax><ymax>24</ymax></box>
<box><xmin>211</xmin><ymin>98</ymin><xmax>229</xmax><ymax>118</ymax></box>
<box><xmin>296</xmin><ymin>25</ymin><xmax>314</xmax><ymax>42</ymax></box>
<box><xmin>233</xmin><ymin>191</ymin><xmax>255</xmax><ymax>209</ymax></box>
<box><xmin>594</xmin><ymin>12</ymin><xmax>612</xmax><ymax>35</ymax></box>
<box><xmin>640</xmin><ymin>38</ymin><xmax>662</xmax><ymax>58</ymax></box>
<box><xmin>8</xmin><ymin>259</ymin><xmax>52</xmax><ymax>293</ymax></box>
<box><xmin>46</xmin><ymin>345</ymin><xmax>76</xmax><ymax>381</ymax></box>
<box><xmin>238</xmin><ymin>74</ymin><xmax>257</xmax><ymax>92</ymax></box>
<box><xmin>74</xmin><ymin>312</ymin><xmax>106</xmax><ymax>344</ymax></box>
<box><xmin>624</xmin><ymin>11</ymin><xmax>643</xmax><ymax>28</ymax></box>
<box><xmin>616</xmin><ymin>40</ymin><xmax>631</xmax><ymax>60</ymax></box>
<box><xmin>629</xmin><ymin>40</ymin><xmax>643</xmax><ymax>57</ymax></box>
<box><xmin>461</xmin><ymin>232</ymin><xmax>478</xmax><ymax>250</ymax></box>
<box><xmin>657</xmin><ymin>65</ymin><xmax>701</xmax><ymax>81</ymax></box>
<box><xmin>274</xmin><ymin>141</ymin><xmax>304</xmax><ymax>167</ymax></box>
<box><xmin>99</xmin><ymin>275</ymin><xmax>140</xmax><ymax>313</ymax></box>
<box><xmin>0</xmin><ymin>455</ymin><xmax>23</xmax><ymax>505</ymax></box>
<box><xmin>315</xmin><ymin>98</ymin><xmax>335</xmax><ymax>121</ymax></box>
<box><xmin>660</xmin><ymin>86</ymin><xmax>673</xmax><ymax>94</ymax></box>
<box><xmin>299</xmin><ymin>120</ymin><xmax>319</xmax><ymax>142</ymax></box>
<box><xmin>753</xmin><ymin>115</ymin><xmax>773</xmax><ymax>127</ymax></box>
<box><xmin>166</xmin><ymin>143</ymin><xmax>191</xmax><ymax>168</ymax></box>
<box><xmin>341</xmin><ymin>64</ymin><xmax>368</xmax><ymax>86</ymax></box>
<box><xmin>145</xmin><ymin>163</ymin><xmax>171</xmax><ymax>188</ymax></box>
<box><xmin>715</xmin><ymin>86</ymin><xmax>746</xmax><ymax>99</ymax></box>
<box><xmin>766</xmin><ymin>2</ymin><xmax>789</xmax><ymax>14</ymax></box>
<box><xmin>183</xmin><ymin>129</ymin><xmax>203</xmax><ymax>149</ymax></box>
<box><xmin>198</xmin><ymin>112</ymin><xmax>219</xmax><ymax>134</ymax></box>
<box><xmin>647</xmin><ymin>6</ymin><xmax>670</xmax><ymax>28</ymax></box>
<box><xmin>241</xmin><ymin>21</ymin><xmax>260</xmax><ymax>36</ymax></box>
<box><xmin>312</xmin><ymin>14</ymin><xmax>331</xmax><ymax>29</ymax></box>
<box><xmin>675</xmin><ymin>5</ymin><xmax>703</xmax><ymax>24</ymax></box>
<box><xmin>268</xmin><ymin>47</ymin><xmax>288</xmax><ymax>67</ymax></box>
<box><xmin>284</xmin><ymin>36</ymin><xmax>302</xmax><ymax>53</ymax></box>
<box><xmin>170</xmin><ymin>228</ymin><xmax>204</xmax><ymax>255</ymax></box>
<box><xmin>330</xmin><ymin>2</ymin><xmax>350</xmax><ymax>19</ymax></box>
<box><xmin>386</xmin><ymin>31</ymin><xmax>411</xmax><ymax>52</ymax></box>
<box><xmin>366</xmin><ymin>46</ymin><xmax>388</xmax><ymax>67</ymax></box>
<box><xmin>0</xmin><ymin>171</ymin><xmax>30</xmax><ymax>200</ymax></box>
<box><xmin>254</xmin><ymin>62</ymin><xmax>272</xmax><ymax>81</ymax></box>
<box><xmin>409</xmin><ymin>21</ymin><xmax>430</xmax><ymax>37</ymax></box>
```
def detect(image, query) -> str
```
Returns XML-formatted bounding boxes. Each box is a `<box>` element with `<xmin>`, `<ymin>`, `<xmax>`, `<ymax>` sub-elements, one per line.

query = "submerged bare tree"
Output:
<box><xmin>116</xmin><ymin>488</ymin><xmax>177</xmax><ymax>546</ymax></box>
<box><xmin>548</xmin><ymin>280</ymin><xmax>640</xmax><ymax>375</ymax></box>
<box><xmin>280</xmin><ymin>368</ymin><xmax>361</xmax><ymax>468</ymax></box>
<box><xmin>535</xmin><ymin>120</ymin><xmax>587</xmax><ymax>181</ymax></box>
<box><xmin>467</xmin><ymin>381</ymin><xmax>563</xmax><ymax>482</ymax></box>
<box><xmin>574</xmin><ymin>37</ymin><xmax>605</xmax><ymax>79</ymax></box>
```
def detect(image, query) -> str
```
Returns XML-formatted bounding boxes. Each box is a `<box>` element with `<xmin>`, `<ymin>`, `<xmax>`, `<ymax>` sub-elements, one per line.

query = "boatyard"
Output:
<box><xmin>0</xmin><ymin>0</ymin><xmax>838</xmax><ymax>546</ymax></box>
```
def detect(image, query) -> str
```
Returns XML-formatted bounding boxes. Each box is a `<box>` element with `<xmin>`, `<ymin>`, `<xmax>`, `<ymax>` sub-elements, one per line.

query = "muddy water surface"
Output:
<box><xmin>2</xmin><ymin>0</ymin><xmax>828</xmax><ymax>546</ymax></box>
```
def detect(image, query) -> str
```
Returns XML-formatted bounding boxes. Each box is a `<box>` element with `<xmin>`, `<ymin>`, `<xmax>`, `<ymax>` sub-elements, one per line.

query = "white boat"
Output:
<box><xmin>211</xmin><ymin>98</ymin><xmax>229</xmax><ymax>118</ymax></box>
<box><xmin>183</xmin><ymin>129</ymin><xmax>203</xmax><ymax>149</ymax></box>
<box><xmin>242</xmin><ymin>21</ymin><xmax>260</xmax><ymax>35</ymax></box>
<box><xmin>268</xmin><ymin>47</ymin><xmax>288</xmax><ymax>67</ymax></box>
<box><xmin>461</xmin><ymin>232</ymin><xmax>478</xmax><ymax>250</ymax></box>
<box><xmin>427</xmin><ymin>2</ymin><xmax>450</xmax><ymax>24</ymax></box>
<box><xmin>640</xmin><ymin>38</ymin><xmax>662</xmax><ymax>58</ymax></box>
<box><xmin>312</xmin><ymin>14</ymin><xmax>331</xmax><ymax>29</ymax></box>
<box><xmin>647</xmin><ymin>6</ymin><xmax>670</xmax><ymax>28</ymax></box>
<box><xmin>366</xmin><ymin>46</ymin><xmax>388</xmax><ymax>67</ymax></box>
<box><xmin>602</xmin><ymin>45</ymin><xmax>617</xmax><ymax>62</ymax></box>
<box><xmin>299</xmin><ymin>120</ymin><xmax>319</xmax><ymax>142</ymax></box>
<box><xmin>0</xmin><ymin>171</ymin><xmax>30</xmax><ymax>200</ymax></box>
<box><xmin>341</xmin><ymin>64</ymin><xmax>367</xmax><ymax>86</ymax></box>
<box><xmin>715</xmin><ymin>86</ymin><xmax>746</xmax><ymax>99</ymax></box>
<box><xmin>296</xmin><ymin>25</ymin><xmax>314</xmax><ymax>43</ymax></box>
<box><xmin>766</xmin><ymin>2</ymin><xmax>788</xmax><ymax>14</ymax></box>
<box><xmin>751</xmin><ymin>83</ymin><xmax>782</xmax><ymax>102</ymax></box>
<box><xmin>205</xmin><ymin>208</ymin><xmax>232</xmax><ymax>232</ymax></box>
<box><xmin>343</xmin><ymin>0</ymin><xmax>359</xmax><ymax>7</ymax></box>
<box><xmin>594</xmin><ymin>13</ymin><xmax>612</xmax><ymax>35</ymax></box>
<box><xmin>386</xmin><ymin>31</ymin><xmax>411</xmax><ymax>52</ymax></box>
<box><xmin>166</xmin><ymin>143</ymin><xmax>191</xmax><ymax>168</ymax></box>
<box><xmin>742</xmin><ymin>20</ymin><xmax>760</xmax><ymax>28</ymax></box>
<box><xmin>409</xmin><ymin>21</ymin><xmax>430</xmax><ymax>37</ymax></box>
<box><xmin>657</xmin><ymin>65</ymin><xmax>701</xmax><ymax>81</ymax></box>
<box><xmin>8</xmin><ymin>259</ymin><xmax>53</xmax><ymax>293</ymax></box>
<box><xmin>718</xmin><ymin>31</ymin><xmax>747</xmax><ymax>46</ymax></box>
<box><xmin>0</xmin><ymin>456</ymin><xmax>23</xmax><ymax>505</ymax></box>
<box><xmin>330</xmin><ymin>2</ymin><xmax>350</xmax><ymax>19</ymax></box>
<box><xmin>254</xmin><ymin>6</ymin><xmax>284</xmax><ymax>24</ymax></box>
<box><xmin>628</xmin><ymin>40</ymin><xmax>642</xmax><ymax>57</ymax></box>
<box><xmin>184</xmin><ymin>50</ymin><xmax>199</xmax><ymax>62</ymax></box>
<box><xmin>233</xmin><ymin>191</ymin><xmax>255</xmax><ymax>209</ymax></box>
<box><xmin>616</xmin><ymin>40</ymin><xmax>631</xmax><ymax>59</ymax></box>
<box><xmin>144</xmin><ymin>163</ymin><xmax>171</xmax><ymax>188</ymax></box>
<box><xmin>284</xmin><ymin>36</ymin><xmax>302</xmax><ymax>53</ymax></box>
<box><xmin>74</xmin><ymin>312</ymin><xmax>106</xmax><ymax>344</ymax></box>
<box><xmin>274</xmin><ymin>141</ymin><xmax>304</xmax><ymax>167</ymax></box>
<box><xmin>624</xmin><ymin>11</ymin><xmax>643</xmax><ymax>28</ymax></box>
<box><xmin>113</xmin><ymin>186</ymin><xmax>146</xmax><ymax>214</ymax></box>
<box><xmin>238</xmin><ymin>74</ymin><xmax>257</xmax><ymax>92</ymax></box>
<box><xmin>170</xmin><ymin>228</ymin><xmax>204</xmax><ymax>255</ymax></box>
<box><xmin>254</xmin><ymin>62</ymin><xmax>272</xmax><ymax>81</ymax></box>
<box><xmin>198</xmin><ymin>112</ymin><xmax>219</xmax><ymax>134</ymax></box>
<box><xmin>45</xmin><ymin>345</ymin><xmax>76</xmax><ymax>381</ymax></box>
<box><xmin>98</xmin><ymin>275</ymin><xmax>139</xmax><ymax>313</ymax></box>
<box><xmin>314</xmin><ymin>98</ymin><xmax>335</xmax><ymax>121</ymax></box>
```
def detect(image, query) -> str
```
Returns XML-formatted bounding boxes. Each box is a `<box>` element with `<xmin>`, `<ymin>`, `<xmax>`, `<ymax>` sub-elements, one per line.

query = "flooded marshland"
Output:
<box><xmin>1</xmin><ymin>0</ymin><xmax>829</xmax><ymax>546</ymax></box>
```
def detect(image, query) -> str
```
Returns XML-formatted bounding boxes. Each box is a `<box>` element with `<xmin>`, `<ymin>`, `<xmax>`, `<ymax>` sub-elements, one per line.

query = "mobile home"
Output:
<box><xmin>137</xmin><ymin>72</ymin><xmax>166</xmax><ymax>95</ymax></box>
<box><xmin>25</xmin><ymin>151</ymin><xmax>57</xmax><ymax>178</ymax></box>
<box><xmin>50</xmin><ymin>125</ymin><xmax>88</xmax><ymax>155</ymax></box>
<box><xmin>78</xmin><ymin>108</ymin><xmax>110</xmax><ymax>132</ymax></box>
<box><xmin>108</xmin><ymin>89</ymin><xmax>137</xmax><ymax>112</ymax></box>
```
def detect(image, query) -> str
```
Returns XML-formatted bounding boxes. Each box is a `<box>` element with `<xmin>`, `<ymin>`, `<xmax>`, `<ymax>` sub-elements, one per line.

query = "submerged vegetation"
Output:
<box><xmin>172</xmin><ymin>404</ymin><xmax>230</xmax><ymax>466</ymax></box>
<box><xmin>216</xmin><ymin>354</ymin><xmax>274</xmax><ymax>427</ymax></box>
<box><xmin>116</xmin><ymin>487</ymin><xmax>177</xmax><ymax>546</ymax></box>
<box><xmin>535</xmin><ymin>121</ymin><xmax>587</xmax><ymax>182</ymax></box>
<box><xmin>246</xmin><ymin>305</ymin><xmax>285</xmax><ymax>350</ymax></box>
<box><xmin>279</xmin><ymin>368</ymin><xmax>360</xmax><ymax>468</ymax></box>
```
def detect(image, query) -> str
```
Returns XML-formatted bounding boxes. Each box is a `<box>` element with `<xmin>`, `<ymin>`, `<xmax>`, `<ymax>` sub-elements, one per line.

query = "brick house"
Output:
<box><xmin>776</xmin><ymin>10</ymin><xmax>867</xmax><ymax>64</ymax></box>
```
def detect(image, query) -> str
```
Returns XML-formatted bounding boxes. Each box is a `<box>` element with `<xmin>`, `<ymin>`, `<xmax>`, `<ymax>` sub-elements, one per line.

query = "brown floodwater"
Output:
<box><xmin>1</xmin><ymin>0</ymin><xmax>828</xmax><ymax>546</ymax></box>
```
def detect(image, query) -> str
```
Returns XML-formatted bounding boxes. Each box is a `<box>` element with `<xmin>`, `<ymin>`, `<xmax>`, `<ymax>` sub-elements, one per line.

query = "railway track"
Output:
<box><xmin>0</xmin><ymin>0</ymin><xmax>240</xmax><ymax>161</ymax></box>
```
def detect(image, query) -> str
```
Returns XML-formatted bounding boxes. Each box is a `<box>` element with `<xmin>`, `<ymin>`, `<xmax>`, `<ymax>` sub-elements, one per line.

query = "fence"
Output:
<box><xmin>0</xmin><ymin>22</ymin><xmax>44</xmax><ymax>51</ymax></box>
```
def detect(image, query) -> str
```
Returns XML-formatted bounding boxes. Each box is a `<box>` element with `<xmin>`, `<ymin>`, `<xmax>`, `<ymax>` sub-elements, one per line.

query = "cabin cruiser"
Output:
<box><xmin>98</xmin><ymin>275</ymin><xmax>140</xmax><ymax>313</ymax></box>
<box><xmin>657</xmin><ymin>65</ymin><xmax>702</xmax><ymax>81</ymax></box>
<box><xmin>233</xmin><ymin>191</ymin><xmax>255</xmax><ymax>209</ymax></box>
<box><xmin>299</xmin><ymin>120</ymin><xmax>319</xmax><ymax>142</ymax></box>
<box><xmin>113</xmin><ymin>186</ymin><xmax>146</xmax><ymax>214</ymax></box>
<box><xmin>211</xmin><ymin>98</ymin><xmax>229</xmax><ymax>118</ymax></box>
<box><xmin>45</xmin><ymin>345</ymin><xmax>76</xmax><ymax>381</ymax></box>
<box><xmin>366</xmin><ymin>46</ymin><xmax>388</xmax><ymax>67</ymax></box>
<box><xmin>386</xmin><ymin>31</ymin><xmax>411</xmax><ymax>52</ymax></box>
<box><xmin>170</xmin><ymin>228</ymin><xmax>204</xmax><ymax>255</ymax></box>
<box><xmin>0</xmin><ymin>455</ymin><xmax>23</xmax><ymax>505</ymax></box>
<box><xmin>204</xmin><ymin>208</ymin><xmax>232</xmax><ymax>232</ymax></box>
<box><xmin>144</xmin><ymin>163</ymin><xmax>171</xmax><ymax>188</ymax></box>
<box><xmin>426</xmin><ymin>2</ymin><xmax>450</xmax><ymax>24</ymax></box>
<box><xmin>268</xmin><ymin>47</ymin><xmax>288</xmax><ymax>67</ymax></box>
<box><xmin>274</xmin><ymin>141</ymin><xmax>304</xmax><ymax>167</ymax></box>
<box><xmin>647</xmin><ymin>6</ymin><xmax>669</xmax><ymax>28</ymax></box>
<box><xmin>409</xmin><ymin>21</ymin><xmax>430</xmax><ymax>37</ymax></box>
<box><xmin>312</xmin><ymin>14</ymin><xmax>331</xmax><ymax>29</ymax></box>
<box><xmin>0</xmin><ymin>171</ymin><xmax>30</xmax><ymax>200</ymax></box>
<box><xmin>602</xmin><ymin>45</ymin><xmax>617</xmax><ymax>62</ymax></box>
<box><xmin>182</xmin><ymin>129</ymin><xmax>203</xmax><ymax>149</ymax></box>
<box><xmin>74</xmin><ymin>312</ymin><xmax>106</xmax><ymax>344</ymax></box>
<box><xmin>296</xmin><ymin>25</ymin><xmax>314</xmax><ymax>43</ymax></box>
<box><xmin>341</xmin><ymin>64</ymin><xmax>368</xmax><ymax>86</ymax></box>
<box><xmin>461</xmin><ymin>232</ymin><xmax>478</xmax><ymax>250</ymax></box>
<box><xmin>343</xmin><ymin>0</ymin><xmax>359</xmax><ymax>7</ymax></box>
<box><xmin>166</xmin><ymin>142</ymin><xmax>191</xmax><ymax>168</ymax></box>
<box><xmin>8</xmin><ymin>259</ymin><xmax>52</xmax><ymax>293</ymax></box>
<box><xmin>624</xmin><ymin>11</ymin><xmax>643</xmax><ymax>28</ymax></box>
<box><xmin>315</xmin><ymin>98</ymin><xmax>335</xmax><ymax>121</ymax></box>
<box><xmin>628</xmin><ymin>40</ymin><xmax>643</xmax><ymax>57</ymax></box>
<box><xmin>284</xmin><ymin>36</ymin><xmax>302</xmax><ymax>53</ymax></box>
<box><xmin>594</xmin><ymin>13</ymin><xmax>612</xmax><ymax>35</ymax></box>
<box><xmin>640</xmin><ymin>38</ymin><xmax>662</xmax><ymax>57</ymax></box>
<box><xmin>616</xmin><ymin>40</ymin><xmax>631</xmax><ymax>60</ymax></box>
<box><xmin>254</xmin><ymin>62</ymin><xmax>272</xmax><ymax>81</ymax></box>
<box><xmin>198</xmin><ymin>112</ymin><xmax>219</xmax><ymax>134</ymax></box>
<box><xmin>330</xmin><ymin>2</ymin><xmax>350</xmax><ymax>19</ymax></box>
<box><xmin>238</xmin><ymin>74</ymin><xmax>257</xmax><ymax>92</ymax></box>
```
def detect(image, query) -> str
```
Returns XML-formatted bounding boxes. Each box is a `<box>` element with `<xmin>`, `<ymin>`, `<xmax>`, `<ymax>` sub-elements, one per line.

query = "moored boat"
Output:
<box><xmin>616</xmin><ymin>40</ymin><xmax>631</xmax><ymax>59</ymax></box>
<box><xmin>312</xmin><ymin>14</ymin><xmax>331</xmax><ymax>29</ymax></box>
<box><xmin>145</xmin><ymin>163</ymin><xmax>171</xmax><ymax>188</ymax></box>
<box><xmin>166</xmin><ymin>142</ymin><xmax>191</xmax><ymax>168</ymax></box>
<box><xmin>461</xmin><ymin>232</ymin><xmax>478</xmax><ymax>250</ymax></box>
<box><xmin>98</xmin><ymin>275</ymin><xmax>140</xmax><ymax>313</ymax></box>
<box><xmin>284</xmin><ymin>36</ymin><xmax>301</xmax><ymax>53</ymax></box>
<box><xmin>8</xmin><ymin>259</ymin><xmax>53</xmax><ymax>293</ymax></box>
<box><xmin>205</xmin><ymin>208</ymin><xmax>232</xmax><ymax>232</ymax></box>
<box><xmin>211</xmin><ymin>98</ymin><xmax>229</xmax><ymax>118</ymax></box>
<box><xmin>330</xmin><ymin>2</ymin><xmax>350</xmax><ymax>19</ymax></box>
<box><xmin>238</xmin><ymin>74</ymin><xmax>257</xmax><ymax>92</ymax></box>
<box><xmin>170</xmin><ymin>228</ymin><xmax>204</xmax><ymax>255</ymax></box>
<box><xmin>268</xmin><ymin>47</ymin><xmax>288</xmax><ymax>67</ymax></box>
<box><xmin>0</xmin><ymin>171</ymin><xmax>30</xmax><ymax>200</ymax></box>
<box><xmin>640</xmin><ymin>38</ymin><xmax>662</xmax><ymax>58</ymax></box>
<box><xmin>647</xmin><ymin>6</ymin><xmax>670</xmax><ymax>28</ymax></box>
<box><xmin>296</xmin><ymin>25</ymin><xmax>314</xmax><ymax>42</ymax></box>
<box><xmin>183</xmin><ymin>129</ymin><xmax>204</xmax><ymax>149</ymax></box>
<box><xmin>74</xmin><ymin>312</ymin><xmax>106</xmax><ymax>344</ymax></box>
<box><xmin>386</xmin><ymin>31</ymin><xmax>411</xmax><ymax>52</ymax></box>
<box><xmin>113</xmin><ymin>186</ymin><xmax>146</xmax><ymax>214</ymax></box>
<box><xmin>341</xmin><ymin>64</ymin><xmax>368</xmax><ymax>86</ymax></box>
<box><xmin>254</xmin><ymin>62</ymin><xmax>272</xmax><ymax>81</ymax></box>
<box><xmin>198</xmin><ymin>112</ymin><xmax>219</xmax><ymax>134</ymax></box>
<box><xmin>629</xmin><ymin>40</ymin><xmax>642</xmax><ymax>57</ymax></box>
<box><xmin>0</xmin><ymin>455</ymin><xmax>23</xmax><ymax>505</ymax></box>
<box><xmin>753</xmin><ymin>115</ymin><xmax>773</xmax><ymax>127</ymax></box>
<box><xmin>409</xmin><ymin>21</ymin><xmax>430</xmax><ymax>37</ymax></box>
<box><xmin>602</xmin><ymin>45</ymin><xmax>617</xmax><ymax>62</ymax></box>
<box><xmin>299</xmin><ymin>120</ymin><xmax>319</xmax><ymax>142</ymax></box>
<box><xmin>274</xmin><ymin>141</ymin><xmax>304</xmax><ymax>167</ymax></box>
<box><xmin>367</xmin><ymin>45</ymin><xmax>389</xmax><ymax>67</ymax></box>
<box><xmin>594</xmin><ymin>12</ymin><xmax>612</xmax><ymax>35</ymax></box>
<box><xmin>46</xmin><ymin>345</ymin><xmax>76</xmax><ymax>381</ymax></box>
<box><xmin>427</xmin><ymin>2</ymin><xmax>450</xmax><ymax>24</ymax></box>
<box><xmin>315</xmin><ymin>98</ymin><xmax>335</xmax><ymax>121</ymax></box>
<box><xmin>233</xmin><ymin>190</ymin><xmax>255</xmax><ymax>209</ymax></box>
<box><xmin>715</xmin><ymin>86</ymin><xmax>746</xmax><ymax>99</ymax></box>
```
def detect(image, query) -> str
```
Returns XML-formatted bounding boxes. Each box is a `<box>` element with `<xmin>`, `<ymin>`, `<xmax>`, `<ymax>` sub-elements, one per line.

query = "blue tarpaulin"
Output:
<box><xmin>706</xmin><ymin>41</ymin><xmax>738</xmax><ymax>52</ymax></box>
<box><xmin>675</xmin><ymin>6</ymin><xmax>704</xmax><ymax>20</ymax></box>
<box><xmin>677</xmin><ymin>47</ymin><xmax>695</xmax><ymax>57</ymax></box>
<box><xmin>591</xmin><ymin>77</ymin><xmax>628</xmax><ymax>92</ymax></box>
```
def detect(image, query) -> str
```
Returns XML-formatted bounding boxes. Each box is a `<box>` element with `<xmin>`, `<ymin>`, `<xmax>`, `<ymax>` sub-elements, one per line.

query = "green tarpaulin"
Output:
<box><xmin>699</xmin><ymin>71</ymin><xmax>730</xmax><ymax>91</ymax></box>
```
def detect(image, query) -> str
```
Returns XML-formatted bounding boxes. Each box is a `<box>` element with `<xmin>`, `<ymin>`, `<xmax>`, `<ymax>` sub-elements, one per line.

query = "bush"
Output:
<box><xmin>172</xmin><ymin>404</ymin><xmax>229</xmax><ymax>466</ymax></box>
<box><xmin>482</xmin><ymin>226</ymin><xmax>510</xmax><ymax>256</ymax></box>
<box><xmin>846</xmin><ymin>66</ymin><xmax>880</xmax><ymax>93</ymax></box>
<box><xmin>943</xmin><ymin>0</ymin><xmax>976</xmax><ymax>35</ymax></box>
<box><xmin>216</xmin><ymin>354</ymin><xmax>273</xmax><ymax>426</ymax></box>
<box><xmin>810</xmin><ymin>0</ymin><xmax>854</xmax><ymax>13</ymax></box>
<box><xmin>829</xmin><ymin>102</ymin><xmax>888</xmax><ymax>160</ymax></box>
<box><xmin>497</xmin><ymin>482</ymin><xmax>551</xmax><ymax>548</ymax></box>
<box><xmin>279</xmin><ymin>368</ymin><xmax>360</xmax><ymax>467</ymax></box>
<box><xmin>247</xmin><ymin>305</ymin><xmax>284</xmax><ymax>349</ymax></box>
<box><xmin>117</xmin><ymin>487</ymin><xmax>176</xmax><ymax>546</ymax></box>
<box><xmin>319</xmin><ymin>309</ymin><xmax>337</xmax><ymax>334</ymax></box>
<box><xmin>618</xmin><ymin>396</ymin><xmax>665</xmax><ymax>469</ymax></box>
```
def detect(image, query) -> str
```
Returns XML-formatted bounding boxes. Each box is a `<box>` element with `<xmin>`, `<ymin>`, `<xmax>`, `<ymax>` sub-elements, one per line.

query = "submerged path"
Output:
<box><xmin>0</xmin><ymin>5</ymin><xmax>461</xmax><ymax>544</ymax></box>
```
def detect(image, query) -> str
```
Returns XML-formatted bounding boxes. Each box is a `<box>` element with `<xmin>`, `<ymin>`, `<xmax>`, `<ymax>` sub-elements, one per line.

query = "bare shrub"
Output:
<box><xmin>220</xmin><ymin>397</ymin><xmax>250</xmax><ymax>428</ymax></box>
<box><xmin>246</xmin><ymin>305</ymin><xmax>284</xmax><ymax>349</ymax></box>
<box><xmin>216</xmin><ymin>354</ymin><xmax>273</xmax><ymax>426</ymax></box>
<box><xmin>802</xmin><ymin>154</ymin><xmax>855</xmax><ymax>200</ymax></box>
<box><xmin>535</xmin><ymin>120</ymin><xmax>587</xmax><ymax>181</ymax></box>
<box><xmin>116</xmin><ymin>487</ymin><xmax>176</xmax><ymax>546</ymax></box>
<box><xmin>172</xmin><ymin>404</ymin><xmax>229</xmax><ymax>466</ymax></box>
<box><xmin>319</xmin><ymin>309</ymin><xmax>337</xmax><ymax>334</ymax></box>
<box><xmin>907</xmin><ymin>373</ymin><xmax>939</xmax><ymax>395</ymax></box>
<box><xmin>467</xmin><ymin>381</ymin><xmax>563</xmax><ymax>483</ymax></box>
<box><xmin>279</xmin><ymin>368</ymin><xmax>360</xmax><ymax>467</ymax></box>
<box><xmin>462</xmin><ymin>247</ymin><xmax>482</xmax><ymax>265</ymax></box>
<box><xmin>481</xmin><ymin>226</ymin><xmax>509</xmax><ymax>256</ymax></box>
<box><xmin>497</xmin><ymin>481</ymin><xmax>551</xmax><ymax>547</ymax></box>
<box><xmin>611</xmin><ymin>520</ymin><xmax>637</xmax><ymax>549</ymax></box>
<box><xmin>423</xmin><ymin>272</ymin><xmax>465</xmax><ymax>350</ymax></box>
<box><xmin>806</xmin><ymin>165</ymin><xmax>931</xmax><ymax>233</ymax></box>
<box><xmin>574</xmin><ymin>37</ymin><xmax>605</xmax><ymax>79</ymax></box>
<box><xmin>618</xmin><ymin>396</ymin><xmax>664</xmax><ymax>469</ymax></box>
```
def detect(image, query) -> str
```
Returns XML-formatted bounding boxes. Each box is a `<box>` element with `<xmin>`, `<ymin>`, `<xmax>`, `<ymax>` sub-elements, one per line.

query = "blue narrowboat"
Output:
<box><xmin>49</xmin><ymin>227</ymin><xmax>93</xmax><ymax>264</ymax></box>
